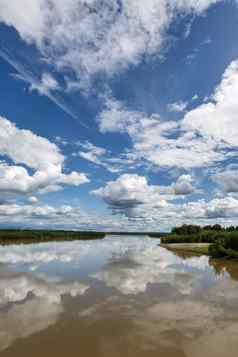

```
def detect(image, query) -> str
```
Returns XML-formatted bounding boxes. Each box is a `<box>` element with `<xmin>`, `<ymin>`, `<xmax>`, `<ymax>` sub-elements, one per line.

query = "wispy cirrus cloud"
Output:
<box><xmin>167</xmin><ymin>100</ymin><xmax>188</xmax><ymax>113</ymax></box>
<box><xmin>73</xmin><ymin>141</ymin><xmax>134</xmax><ymax>173</ymax></box>
<box><xmin>0</xmin><ymin>0</ymin><xmax>221</xmax><ymax>90</ymax></box>
<box><xmin>0</xmin><ymin>48</ymin><xmax>80</xmax><ymax>120</ymax></box>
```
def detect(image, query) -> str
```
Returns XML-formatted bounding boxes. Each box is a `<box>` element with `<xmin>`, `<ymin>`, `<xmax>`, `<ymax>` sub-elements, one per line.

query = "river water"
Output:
<box><xmin>0</xmin><ymin>235</ymin><xmax>238</xmax><ymax>357</ymax></box>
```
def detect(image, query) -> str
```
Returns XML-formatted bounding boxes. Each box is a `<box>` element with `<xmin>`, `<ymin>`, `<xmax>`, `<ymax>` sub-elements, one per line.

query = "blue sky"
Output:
<box><xmin>1</xmin><ymin>0</ymin><xmax>238</xmax><ymax>231</ymax></box>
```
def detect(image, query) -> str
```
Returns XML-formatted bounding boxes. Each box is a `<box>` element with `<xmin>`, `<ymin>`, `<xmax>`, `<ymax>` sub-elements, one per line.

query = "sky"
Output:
<box><xmin>1</xmin><ymin>0</ymin><xmax>238</xmax><ymax>231</ymax></box>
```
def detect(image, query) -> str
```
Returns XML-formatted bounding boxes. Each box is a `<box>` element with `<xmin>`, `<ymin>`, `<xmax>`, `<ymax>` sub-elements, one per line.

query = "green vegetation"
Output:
<box><xmin>0</xmin><ymin>229</ymin><xmax>106</xmax><ymax>245</ymax></box>
<box><xmin>0</xmin><ymin>230</ymin><xmax>165</xmax><ymax>246</ymax></box>
<box><xmin>151</xmin><ymin>224</ymin><xmax>238</xmax><ymax>259</ymax></box>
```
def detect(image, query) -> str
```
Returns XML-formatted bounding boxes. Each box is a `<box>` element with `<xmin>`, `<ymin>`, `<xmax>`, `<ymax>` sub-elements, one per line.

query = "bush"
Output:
<box><xmin>224</xmin><ymin>233</ymin><xmax>238</xmax><ymax>251</ymax></box>
<box><xmin>209</xmin><ymin>242</ymin><xmax>226</xmax><ymax>258</ymax></box>
<box><xmin>162</xmin><ymin>224</ymin><xmax>238</xmax><ymax>259</ymax></box>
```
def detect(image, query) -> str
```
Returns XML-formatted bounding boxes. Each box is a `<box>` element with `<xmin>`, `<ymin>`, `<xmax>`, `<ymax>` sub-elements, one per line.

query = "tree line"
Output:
<box><xmin>161</xmin><ymin>224</ymin><xmax>238</xmax><ymax>259</ymax></box>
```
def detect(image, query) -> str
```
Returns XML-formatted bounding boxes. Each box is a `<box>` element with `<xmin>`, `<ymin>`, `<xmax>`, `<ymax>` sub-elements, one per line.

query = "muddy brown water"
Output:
<box><xmin>0</xmin><ymin>235</ymin><xmax>238</xmax><ymax>357</ymax></box>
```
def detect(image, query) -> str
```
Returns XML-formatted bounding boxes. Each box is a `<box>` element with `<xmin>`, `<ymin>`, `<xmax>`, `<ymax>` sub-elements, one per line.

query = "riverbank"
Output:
<box><xmin>160</xmin><ymin>243</ymin><xmax>210</xmax><ymax>255</ymax></box>
<box><xmin>152</xmin><ymin>224</ymin><xmax>238</xmax><ymax>259</ymax></box>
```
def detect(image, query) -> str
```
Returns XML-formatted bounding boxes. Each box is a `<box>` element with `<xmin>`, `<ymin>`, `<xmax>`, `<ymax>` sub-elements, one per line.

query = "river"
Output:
<box><xmin>0</xmin><ymin>235</ymin><xmax>238</xmax><ymax>357</ymax></box>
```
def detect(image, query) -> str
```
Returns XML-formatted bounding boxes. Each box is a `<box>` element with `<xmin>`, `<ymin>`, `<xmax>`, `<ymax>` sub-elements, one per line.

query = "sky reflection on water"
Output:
<box><xmin>0</xmin><ymin>235</ymin><xmax>238</xmax><ymax>357</ymax></box>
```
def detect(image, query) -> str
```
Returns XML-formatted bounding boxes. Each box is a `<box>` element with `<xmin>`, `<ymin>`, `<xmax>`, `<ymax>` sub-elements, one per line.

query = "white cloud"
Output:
<box><xmin>0</xmin><ymin>116</ymin><xmax>89</xmax><ymax>196</ymax></box>
<box><xmin>99</xmin><ymin>58</ymin><xmax>238</xmax><ymax>170</ymax></box>
<box><xmin>182</xmin><ymin>59</ymin><xmax>238</xmax><ymax>147</ymax></box>
<box><xmin>192</xmin><ymin>94</ymin><xmax>199</xmax><ymax>101</ymax></box>
<box><xmin>0</xmin><ymin>116</ymin><xmax>62</xmax><ymax>171</ymax></box>
<box><xmin>14</xmin><ymin>71</ymin><xmax>60</xmax><ymax>96</ymax></box>
<box><xmin>92</xmin><ymin>173</ymin><xmax>195</xmax><ymax>220</ymax></box>
<box><xmin>0</xmin><ymin>193</ymin><xmax>238</xmax><ymax>234</ymax></box>
<box><xmin>28</xmin><ymin>196</ymin><xmax>38</xmax><ymax>204</ymax></box>
<box><xmin>213</xmin><ymin>170</ymin><xmax>238</xmax><ymax>193</ymax></box>
<box><xmin>55</xmin><ymin>136</ymin><xmax>68</xmax><ymax>146</ymax></box>
<box><xmin>0</xmin><ymin>1</ymin><xmax>45</xmax><ymax>45</ymax></box>
<box><xmin>76</xmin><ymin>141</ymin><xmax>108</xmax><ymax>167</ymax></box>
<box><xmin>173</xmin><ymin>174</ymin><xmax>194</xmax><ymax>195</ymax></box>
<box><xmin>99</xmin><ymin>96</ymin><xmax>223</xmax><ymax>168</ymax></box>
<box><xmin>92</xmin><ymin>172</ymin><xmax>238</xmax><ymax>228</ymax></box>
<box><xmin>167</xmin><ymin>100</ymin><xmax>188</xmax><ymax>112</ymax></box>
<box><xmin>0</xmin><ymin>176</ymin><xmax>228</xmax><ymax>232</ymax></box>
<box><xmin>0</xmin><ymin>200</ymin><xmax>147</xmax><ymax>231</ymax></box>
<box><xmin>93</xmin><ymin>174</ymin><xmax>161</xmax><ymax>209</ymax></box>
<box><xmin>28</xmin><ymin>72</ymin><xmax>60</xmax><ymax>95</ymax></box>
<box><xmin>58</xmin><ymin>172</ymin><xmax>89</xmax><ymax>186</ymax></box>
<box><xmin>74</xmin><ymin>140</ymin><xmax>130</xmax><ymax>173</ymax></box>
<box><xmin>0</xmin><ymin>202</ymin><xmax>91</xmax><ymax>228</ymax></box>
<box><xmin>204</xmin><ymin>196</ymin><xmax>238</xmax><ymax>218</ymax></box>
<box><xmin>0</xmin><ymin>0</ymin><xmax>221</xmax><ymax>89</ymax></box>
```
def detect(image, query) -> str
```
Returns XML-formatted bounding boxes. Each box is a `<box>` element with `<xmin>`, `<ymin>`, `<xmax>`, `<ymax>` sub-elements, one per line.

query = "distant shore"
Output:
<box><xmin>150</xmin><ymin>224</ymin><xmax>238</xmax><ymax>259</ymax></box>
<box><xmin>0</xmin><ymin>230</ymin><xmax>164</xmax><ymax>245</ymax></box>
<box><xmin>0</xmin><ymin>229</ymin><xmax>106</xmax><ymax>245</ymax></box>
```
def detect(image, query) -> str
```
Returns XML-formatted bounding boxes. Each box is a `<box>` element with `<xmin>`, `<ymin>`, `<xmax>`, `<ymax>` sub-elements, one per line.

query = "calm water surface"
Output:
<box><xmin>1</xmin><ymin>235</ymin><xmax>238</xmax><ymax>357</ymax></box>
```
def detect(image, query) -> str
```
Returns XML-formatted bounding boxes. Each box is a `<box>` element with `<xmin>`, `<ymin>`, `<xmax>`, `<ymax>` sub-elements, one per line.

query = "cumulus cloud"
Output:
<box><xmin>93</xmin><ymin>174</ymin><xmax>159</xmax><ymax>208</ymax></box>
<box><xmin>99</xmin><ymin>59</ymin><xmax>238</xmax><ymax>170</ymax></box>
<box><xmin>92</xmin><ymin>173</ymin><xmax>181</xmax><ymax>216</ymax></box>
<box><xmin>92</xmin><ymin>173</ymin><xmax>195</xmax><ymax>221</ymax></box>
<box><xmin>0</xmin><ymin>200</ymin><xmax>150</xmax><ymax>231</ymax></box>
<box><xmin>204</xmin><ymin>196</ymin><xmax>238</xmax><ymax>218</ymax></box>
<box><xmin>0</xmin><ymin>186</ymin><xmax>234</xmax><ymax>231</ymax></box>
<box><xmin>0</xmin><ymin>0</ymin><xmax>220</xmax><ymax>89</ymax></box>
<box><xmin>176</xmin><ymin>196</ymin><xmax>238</xmax><ymax>220</ymax></box>
<box><xmin>213</xmin><ymin>169</ymin><xmax>238</xmax><ymax>193</ymax></box>
<box><xmin>28</xmin><ymin>196</ymin><xmax>38</xmax><ymax>204</ymax></box>
<box><xmin>182</xmin><ymin>59</ymin><xmax>238</xmax><ymax>147</ymax></box>
<box><xmin>173</xmin><ymin>174</ymin><xmax>194</xmax><ymax>195</ymax></box>
<box><xmin>0</xmin><ymin>202</ymin><xmax>91</xmax><ymax>229</ymax></box>
<box><xmin>0</xmin><ymin>116</ymin><xmax>88</xmax><ymax>196</ymax></box>
<box><xmin>92</xmin><ymin>172</ymin><xmax>238</xmax><ymax>228</ymax></box>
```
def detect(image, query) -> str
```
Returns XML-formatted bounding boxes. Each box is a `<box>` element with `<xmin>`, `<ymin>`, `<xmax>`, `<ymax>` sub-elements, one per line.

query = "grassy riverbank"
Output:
<box><xmin>151</xmin><ymin>224</ymin><xmax>238</xmax><ymax>259</ymax></box>
<box><xmin>160</xmin><ymin>243</ymin><xmax>210</xmax><ymax>255</ymax></box>
<box><xmin>0</xmin><ymin>229</ymin><xmax>106</xmax><ymax>245</ymax></box>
